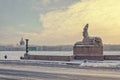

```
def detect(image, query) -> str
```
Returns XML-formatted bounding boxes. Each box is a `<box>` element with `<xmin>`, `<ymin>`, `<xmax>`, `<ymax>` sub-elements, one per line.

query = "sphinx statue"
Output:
<box><xmin>75</xmin><ymin>24</ymin><xmax>103</xmax><ymax>46</ymax></box>
<box><xmin>74</xmin><ymin>24</ymin><xmax>103</xmax><ymax>60</ymax></box>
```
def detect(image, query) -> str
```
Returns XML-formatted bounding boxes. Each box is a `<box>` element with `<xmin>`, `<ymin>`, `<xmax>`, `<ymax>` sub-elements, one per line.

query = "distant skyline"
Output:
<box><xmin>0</xmin><ymin>0</ymin><xmax>120</xmax><ymax>45</ymax></box>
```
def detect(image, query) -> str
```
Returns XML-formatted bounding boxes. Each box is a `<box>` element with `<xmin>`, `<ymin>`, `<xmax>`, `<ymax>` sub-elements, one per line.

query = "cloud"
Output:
<box><xmin>0</xmin><ymin>24</ymin><xmax>39</xmax><ymax>45</ymax></box>
<box><xmin>42</xmin><ymin>0</ymin><xmax>50</xmax><ymax>4</ymax></box>
<box><xmin>1</xmin><ymin>0</ymin><xmax>120</xmax><ymax>45</ymax></box>
<box><xmin>0</xmin><ymin>26</ymin><xmax>21</xmax><ymax>45</ymax></box>
<box><xmin>32</xmin><ymin>0</ymin><xmax>80</xmax><ymax>12</ymax></box>
<box><xmin>20</xmin><ymin>32</ymin><xmax>39</xmax><ymax>37</ymax></box>
<box><xmin>38</xmin><ymin>0</ymin><xmax>120</xmax><ymax>45</ymax></box>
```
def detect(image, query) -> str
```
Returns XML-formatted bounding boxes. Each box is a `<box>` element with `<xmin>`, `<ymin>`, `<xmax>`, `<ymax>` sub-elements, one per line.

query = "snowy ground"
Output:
<box><xmin>0</xmin><ymin>60</ymin><xmax>120</xmax><ymax>69</ymax></box>
<box><xmin>0</xmin><ymin>61</ymin><xmax>120</xmax><ymax>80</ymax></box>
<box><xmin>0</xmin><ymin>51</ymin><xmax>120</xmax><ymax>79</ymax></box>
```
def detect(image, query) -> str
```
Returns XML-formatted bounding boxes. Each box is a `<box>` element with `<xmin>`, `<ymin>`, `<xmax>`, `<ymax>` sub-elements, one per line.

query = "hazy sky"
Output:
<box><xmin>0</xmin><ymin>0</ymin><xmax>120</xmax><ymax>45</ymax></box>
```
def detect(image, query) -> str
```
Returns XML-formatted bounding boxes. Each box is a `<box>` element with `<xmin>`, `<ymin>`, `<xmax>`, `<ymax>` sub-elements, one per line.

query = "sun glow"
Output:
<box><xmin>39</xmin><ymin>0</ymin><xmax>120</xmax><ymax>45</ymax></box>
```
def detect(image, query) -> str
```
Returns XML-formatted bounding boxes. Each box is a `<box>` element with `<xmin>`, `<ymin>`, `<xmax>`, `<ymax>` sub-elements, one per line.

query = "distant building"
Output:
<box><xmin>19</xmin><ymin>37</ymin><xmax>25</xmax><ymax>46</ymax></box>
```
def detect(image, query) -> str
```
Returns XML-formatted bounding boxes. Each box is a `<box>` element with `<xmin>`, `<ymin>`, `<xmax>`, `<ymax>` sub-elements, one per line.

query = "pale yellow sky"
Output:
<box><xmin>1</xmin><ymin>0</ymin><xmax>120</xmax><ymax>45</ymax></box>
<box><xmin>31</xmin><ymin>0</ymin><xmax>120</xmax><ymax>45</ymax></box>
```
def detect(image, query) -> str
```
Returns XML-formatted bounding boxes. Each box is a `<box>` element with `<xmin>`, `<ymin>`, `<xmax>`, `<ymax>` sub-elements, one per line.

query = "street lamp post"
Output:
<box><xmin>26</xmin><ymin>39</ymin><xmax>29</xmax><ymax>55</ymax></box>
<box><xmin>24</xmin><ymin>39</ymin><xmax>29</xmax><ymax>59</ymax></box>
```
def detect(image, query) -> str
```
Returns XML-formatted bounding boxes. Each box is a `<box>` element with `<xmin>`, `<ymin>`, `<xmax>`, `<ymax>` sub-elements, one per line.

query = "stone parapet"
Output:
<box><xmin>74</xmin><ymin>55</ymin><xmax>104</xmax><ymax>60</ymax></box>
<box><xmin>27</xmin><ymin>55</ymin><xmax>74</xmax><ymax>61</ymax></box>
<box><xmin>104</xmin><ymin>55</ymin><xmax>120</xmax><ymax>60</ymax></box>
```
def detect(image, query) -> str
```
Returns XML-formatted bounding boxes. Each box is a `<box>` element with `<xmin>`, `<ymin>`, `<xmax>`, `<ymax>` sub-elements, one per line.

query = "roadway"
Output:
<box><xmin>0</xmin><ymin>62</ymin><xmax>120</xmax><ymax>80</ymax></box>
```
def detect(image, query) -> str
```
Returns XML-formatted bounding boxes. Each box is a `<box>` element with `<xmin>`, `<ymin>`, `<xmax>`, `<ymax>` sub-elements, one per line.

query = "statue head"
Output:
<box><xmin>83</xmin><ymin>24</ymin><xmax>89</xmax><ymax>38</ymax></box>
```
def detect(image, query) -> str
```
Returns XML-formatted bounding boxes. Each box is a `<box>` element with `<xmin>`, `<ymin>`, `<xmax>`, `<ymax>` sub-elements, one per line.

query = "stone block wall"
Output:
<box><xmin>73</xmin><ymin>45</ymin><xmax>103</xmax><ymax>56</ymax></box>
<box><xmin>74</xmin><ymin>56</ymin><xmax>104</xmax><ymax>60</ymax></box>
<box><xmin>104</xmin><ymin>55</ymin><xmax>120</xmax><ymax>60</ymax></box>
<box><xmin>28</xmin><ymin>55</ymin><xmax>74</xmax><ymax>61</ymax></box>
<box><xmin>73</xmin><ymin>45</ymin><xmax>103</xmax><ymax>60</ymax></box>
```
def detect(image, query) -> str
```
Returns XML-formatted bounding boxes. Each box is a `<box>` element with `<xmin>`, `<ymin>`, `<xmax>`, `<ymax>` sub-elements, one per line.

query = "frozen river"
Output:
<box><xmin>0</xmin><ymin>51</ymin><xmax>120</xmax><ymax>60</ymax></box>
